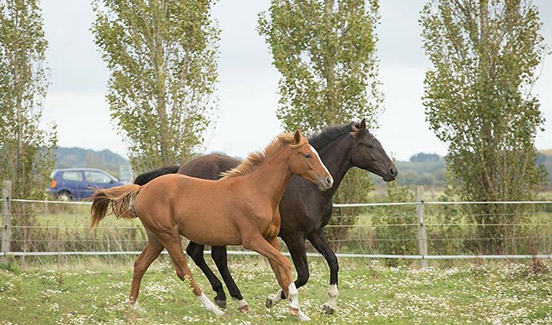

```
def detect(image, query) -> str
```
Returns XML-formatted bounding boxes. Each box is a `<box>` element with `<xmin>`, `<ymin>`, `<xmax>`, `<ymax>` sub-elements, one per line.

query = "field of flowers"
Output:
<box><xmin>1</xmin><ymin>256</ymin><xmax>551</xmax><ymax>324</ymax></box>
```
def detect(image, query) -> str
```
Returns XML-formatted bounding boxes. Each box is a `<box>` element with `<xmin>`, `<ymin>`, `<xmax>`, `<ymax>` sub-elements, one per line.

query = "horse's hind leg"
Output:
<box><xmin>212</xmin><ymin>246</ymin><xmax>249</xmax><ymax>312</ymax></box>
<box><xmin>186</xmin><ymin>242</ymin><xmax>227</xmax><ymax>308</ymax></box>
<box><xmin>130</xmin><ymin>233</ymin><xmax>164</xmax><ymax>310</ymax></box>
<box><xmin>161</xmin><ymin>233</ymin><xmax>224</xmax><ymax>317</ymax></box>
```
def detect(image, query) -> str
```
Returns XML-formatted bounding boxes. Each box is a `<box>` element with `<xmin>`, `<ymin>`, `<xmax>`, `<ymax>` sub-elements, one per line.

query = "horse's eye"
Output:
<box><xmin>366</xmin><ymin>143</ymin><xmax>373</xmax><ymax>148</ymax></box>
<box><xmin>304</xmin><ymin>154</ymin><xmax>311</xmax><ymax>159</ymax></box>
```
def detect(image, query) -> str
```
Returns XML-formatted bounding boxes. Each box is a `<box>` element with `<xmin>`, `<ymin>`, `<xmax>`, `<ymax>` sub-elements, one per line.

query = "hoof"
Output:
<box><xmin>265</xmin><ymin>297</ymin><xmax>274</xmax><ymax>308</ymax></box>
<box><xmin>237</xmin><ymin>304</ymin><xmax>250</xmax><ymax>313</ymax></box>
<box><xmin>131</xmin><ymin>303</ymin><xmax>146</xmax><ymax>313</ymax></box>
<box><xmin>290</xmin><ymin>307</ymin><xmax>311</xmax><ymax>321</ymax></box>
<box><xmin>212</xmin><ymin>309</ymin><xmax>225</xmax><ymax>317</ymax></box>
<box><xmin>322</xmin><ymin>303</ymin><xmax>336</xmax><ymax>315</ymax></box>
<box><xmin>214</xmin><ymin>298</ymin><xmax>226</xmax><ymax>309</ymax></box>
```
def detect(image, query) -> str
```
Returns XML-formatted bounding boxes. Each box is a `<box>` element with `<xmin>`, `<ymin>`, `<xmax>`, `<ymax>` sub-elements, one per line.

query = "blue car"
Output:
<box><xmin>48</xmin><ymin>168</ymin><xmax>124</xmax><ymax>200</ymax></box>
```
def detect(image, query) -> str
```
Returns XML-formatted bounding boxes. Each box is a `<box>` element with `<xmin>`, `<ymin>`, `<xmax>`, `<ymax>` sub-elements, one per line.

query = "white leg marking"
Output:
<box><xmin>288</xmin><ymin>282</ymin><xmax>311</xmax><ymax>321</ymax></box>
<box><xmin>132</xmin><ymin>300</ymin><xmax>145</xmax><ymax>313</ymax></box>
<box><xmin>198</xmin><ymin>293</ymin><xmax>224</xmax><ymax>317</ymax></box>
<box><xmin>236</xmin><ymin>299</ymin><xmax>249</xmax><ymax>308</ymax></box>
<box><xmin>296</xmin><ymin>309</ymin><xmax>311</xmax><ymax>321</ymax></box>
<box><xmin>288</xmin><ymin>282</ymin><xmax>299</xmax><ymax>309</ymax></box>
<box><xmin>268</xmin><ymin>289</ymin><xmax>283</xmax><ymax>306</ymax></box>
<box><xmin>324</xmin><ymin>284</ymin><xmax>339</xmax><ymax>310</ymax></box>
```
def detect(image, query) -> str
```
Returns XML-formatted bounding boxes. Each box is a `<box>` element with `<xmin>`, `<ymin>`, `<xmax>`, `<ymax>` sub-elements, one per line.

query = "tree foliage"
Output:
<box><xmin>0</xmin><ymin>0</ymin><xmax>57</xmax><ymax>253</ymax></box>
<box><xmin>0</xmin><ymin>0</ymin><xmax>56</xmax><ymax>200</ymax></box>
<box><xmin>420</xmin><ymin>0</ymin><xmax>547</xmax><ymax>253</ymax></box>
<box><xmin>258</xmin><ymin>0</ymin><xmax>382</xmax><ymax>134</ymax></box>
<box><xmin>92</xmin><ymin>0</ymin><xmax>219</xmax><ymax>173</ymax></box>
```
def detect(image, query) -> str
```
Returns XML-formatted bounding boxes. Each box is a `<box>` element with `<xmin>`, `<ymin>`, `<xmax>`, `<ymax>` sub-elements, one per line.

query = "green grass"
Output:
<box><xmin>1</xmin><ymin>257</ymin><xmax>551</xmax><ymax>324</ymax></box>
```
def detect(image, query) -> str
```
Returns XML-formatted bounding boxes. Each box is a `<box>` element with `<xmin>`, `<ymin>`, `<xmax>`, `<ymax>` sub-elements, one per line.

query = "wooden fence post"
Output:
<box><xmin>416</xmin><ymin>186</ymin><xmax>429</xmax><ymax>268</ymax></box>
<box><xmin>2</xmin><ymin>181</ymin><xmax>12</xmax><ymax>262</ymax></box>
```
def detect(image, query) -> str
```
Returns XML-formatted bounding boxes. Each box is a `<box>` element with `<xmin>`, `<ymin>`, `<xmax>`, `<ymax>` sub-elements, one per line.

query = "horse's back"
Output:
<box><xmin>139</xmin><ymin>173</ymin><xmax>217</xmax><ymax>200</ymax></box>
<box><xmin>178</xmin><ymin>154</ymin><xmax>240</xmax><ymax>180</ymax></box>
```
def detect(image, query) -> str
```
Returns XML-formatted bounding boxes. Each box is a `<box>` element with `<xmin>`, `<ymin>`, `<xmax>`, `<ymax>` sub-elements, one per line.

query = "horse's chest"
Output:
<box><xmin>320</xmin><ymin>208</ymin><xmax>333</xmax><ymax>227</ymax></box>
<box><xmin>259</xmin><ymin>212</ymin><xmax>280</xmax><ymax>238</ymax></box>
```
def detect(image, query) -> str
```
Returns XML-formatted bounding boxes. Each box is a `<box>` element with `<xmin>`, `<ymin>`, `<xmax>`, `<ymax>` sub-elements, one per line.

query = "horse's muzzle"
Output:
<box><xmin>383</xmin><ymin>166</ymin><xmax>398</xmax><ymax>182</ymax></box>
<box><xmin>318</xmin><ymin>176</ymin><xmax>334</xmax><ymax>191</ymax></box>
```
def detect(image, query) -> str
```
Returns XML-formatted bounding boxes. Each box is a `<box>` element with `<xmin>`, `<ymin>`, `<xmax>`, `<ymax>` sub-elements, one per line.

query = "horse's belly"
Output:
<box><xmin>176</xmin><ymin>212</ymin><xmax>242</xmax><ymax>246</ymax></box>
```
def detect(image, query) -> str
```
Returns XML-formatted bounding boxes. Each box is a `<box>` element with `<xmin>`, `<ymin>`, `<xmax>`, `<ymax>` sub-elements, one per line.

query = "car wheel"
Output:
<box><xmin>56</xmin><ymin>191</ymin><xmax>74</xmax><ymax>201</ymax></box>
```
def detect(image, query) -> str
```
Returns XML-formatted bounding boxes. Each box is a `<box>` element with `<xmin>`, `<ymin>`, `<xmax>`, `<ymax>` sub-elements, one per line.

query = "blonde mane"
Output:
<box><xmin>221</xmin><ymin>132</ymin><xmax>307</xmax><ymax>178</ymax></box>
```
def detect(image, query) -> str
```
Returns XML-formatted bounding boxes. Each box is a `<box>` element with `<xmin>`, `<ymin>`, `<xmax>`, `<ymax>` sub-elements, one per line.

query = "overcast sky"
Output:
<box><xmin>39</xmin><ymin>0</ymin><xmax>552</xmax><ymax>161</ymax></box>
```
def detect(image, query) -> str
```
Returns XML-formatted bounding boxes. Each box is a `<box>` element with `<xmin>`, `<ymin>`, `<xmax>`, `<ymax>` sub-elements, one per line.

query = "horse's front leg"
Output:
<box><xmin>242</xmin><ymin>234</ymin><xmax>310</xmax><ymax>321</ymax></box>
<box><xmin>308</xmin><ymin>230</ymin><xmax>339</xmax><ymax>315</ymax></box>
<box><xmin>265</xmin><ymin>234</ymin><xmax>309</xmax><ymax>309</ymax></box>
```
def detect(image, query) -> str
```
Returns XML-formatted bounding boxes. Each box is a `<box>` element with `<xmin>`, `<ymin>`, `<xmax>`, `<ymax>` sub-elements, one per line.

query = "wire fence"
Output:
<box><xmin>2</xmin><ymin>183</ymin><xmax>552</xmax><ymax>263</ymax></box>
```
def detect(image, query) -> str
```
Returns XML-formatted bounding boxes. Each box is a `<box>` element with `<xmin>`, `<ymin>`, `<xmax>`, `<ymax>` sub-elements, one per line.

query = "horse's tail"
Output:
<box><xmin>134</xmin><ymin>165</ymin><xmax>180</xmax><ymax>185</ymax></box>
<box><xmin>90</xmin><ymin>184</ymin><xmax>141</xmax><ymax>228</ymax></box>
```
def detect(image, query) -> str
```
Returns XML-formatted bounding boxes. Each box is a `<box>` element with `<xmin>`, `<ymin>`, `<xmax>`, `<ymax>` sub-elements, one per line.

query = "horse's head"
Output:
<box><xmin>349</xmin><ymin>119</ymin><xmax>397</xmax><ymax>182</ymax></box>
<box><xmin>289</xmin><ymin>130</ymin><xmax>334</xmax><ymax>191</ymax></box>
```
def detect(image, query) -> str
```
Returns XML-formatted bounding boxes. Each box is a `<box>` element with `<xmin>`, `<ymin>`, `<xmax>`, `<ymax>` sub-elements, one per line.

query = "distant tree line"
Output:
<box><xmin>372</xmin><ymin>152</ymin><xmax>551</xmax><ymax>189</ymax></box>
<box><xmin>409</xmin><ymin>153</ymin><xmax>443</xmax><ymax>163</ymax></box>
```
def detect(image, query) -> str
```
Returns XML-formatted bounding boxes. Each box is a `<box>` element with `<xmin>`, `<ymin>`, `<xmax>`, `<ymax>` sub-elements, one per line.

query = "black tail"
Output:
<box><xmin>134</xmin><ymin>165</ymin><xmax>180</xmax><ymax>185</ymax></box>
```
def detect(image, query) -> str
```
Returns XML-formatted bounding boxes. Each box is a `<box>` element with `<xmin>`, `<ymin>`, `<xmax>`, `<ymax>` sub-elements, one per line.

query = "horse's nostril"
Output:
<box><xmin>326</xmin><ymin>177</ymin><xmax>333</xmax><ymax>186</ymax></box>
<box><xmin>390</xmin><ymin>167</ymin><xmax>398</xmax><ymax>177</ymax></box>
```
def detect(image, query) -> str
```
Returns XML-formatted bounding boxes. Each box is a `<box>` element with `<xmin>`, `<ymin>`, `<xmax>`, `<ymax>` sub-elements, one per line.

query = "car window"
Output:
<box><xmin>62</xmin><ymin>171</ymin><xmax>83</xmax><ymax>182</ymax></box>
<box><xmin>85</xmin><ymin>171</ymin><xmax>112</xmax><ymax>183</ymax></box>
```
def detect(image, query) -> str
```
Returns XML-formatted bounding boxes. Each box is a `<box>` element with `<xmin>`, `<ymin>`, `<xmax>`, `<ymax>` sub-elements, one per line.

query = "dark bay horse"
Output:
<box><xmin>135</xmin><ymin>119</ymin><xmax>397</xmax><ymax>314</ymax></box>
<box><xmin>90</xmin><ymin>131</ymin><xmax>333</xmax><ymax>320</ymax></box>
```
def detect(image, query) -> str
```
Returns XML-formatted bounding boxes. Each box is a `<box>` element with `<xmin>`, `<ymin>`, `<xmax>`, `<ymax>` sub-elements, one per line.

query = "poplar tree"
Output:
<box><xmin>0</xmin><ymin>0</ymin><xmax>56</xmax><ymax>199</ymax></box>
<box><xmin>92</xmin><ymin>0</ymin><xmax>219</xmax><ymax>172</ymax></box>
<box><xmin>421</xmin><ymin>0</ymin><xmax>547</xmax><ymax>253</ymax></box>
<box><xmin>0</xmin><ymin>0</ymin><xmax>57</xmax><ymax>251</ymax></box>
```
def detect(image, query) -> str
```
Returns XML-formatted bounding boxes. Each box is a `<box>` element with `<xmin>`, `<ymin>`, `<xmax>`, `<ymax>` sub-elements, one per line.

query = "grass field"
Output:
<box><xmin>1</xmin><ymin>257</ymin><xmax>551</xmax><ymax>324</ymax></box>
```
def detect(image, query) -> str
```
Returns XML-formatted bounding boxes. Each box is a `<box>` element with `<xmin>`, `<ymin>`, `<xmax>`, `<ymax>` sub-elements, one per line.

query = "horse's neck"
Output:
<box><xmin>247</xmin><ymin>151</ymin><xmax>292</xmax><ymax>207</ymax></box>
<box><xmin>318</xmin><ymin>135</ymin><xmax>353</xmax><ymax>199</ymax></box>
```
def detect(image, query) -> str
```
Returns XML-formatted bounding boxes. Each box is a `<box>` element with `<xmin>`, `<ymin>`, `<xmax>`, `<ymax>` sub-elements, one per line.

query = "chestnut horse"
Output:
<box><xmin>90</xmin><ymin>131</ymin><xmax>332</xmax><ymax>320</ymax></box>
<box><xmin>134</xmin><ymin>119</ymin><xmax>397</xmax><ymax>314</ymax></box>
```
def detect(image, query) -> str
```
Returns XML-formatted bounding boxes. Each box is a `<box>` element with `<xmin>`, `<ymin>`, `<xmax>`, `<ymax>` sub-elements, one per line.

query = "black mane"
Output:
<box><xmin>308</xmin><ymin>122</ymin><xmax>357</xmax><ymax>151</ymax></box>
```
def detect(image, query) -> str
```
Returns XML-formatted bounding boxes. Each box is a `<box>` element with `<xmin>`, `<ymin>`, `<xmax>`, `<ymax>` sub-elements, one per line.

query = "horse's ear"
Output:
<box><xmin>294</xmin><ymin>130</ymin><xmax>302</xmax><ymax>144</ymax></box>
<box><xmin>350</xmin><ymin>120</ymin><xmax>363</xmax><ymax>139</ymax></box>
<box><xmin>360</xmin><ymin>118</ymin><xmax>366</xmax><ymax>130</ymax></box>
